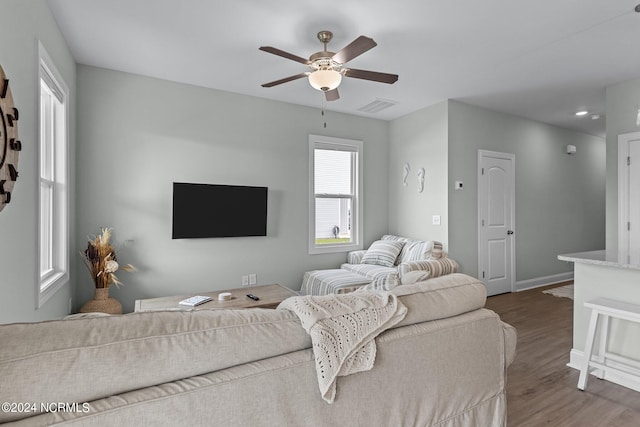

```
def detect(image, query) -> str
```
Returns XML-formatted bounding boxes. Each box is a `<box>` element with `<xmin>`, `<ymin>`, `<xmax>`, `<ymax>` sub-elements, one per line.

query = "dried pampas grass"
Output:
<box><xmin>81</xmin><ymin>227</ymin><xmax>136</xmax><ymax>288</ymax></box>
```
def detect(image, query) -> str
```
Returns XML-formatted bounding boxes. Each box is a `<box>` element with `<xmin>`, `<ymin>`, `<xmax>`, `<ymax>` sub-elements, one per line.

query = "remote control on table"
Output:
<box><xmin>246</xmin><ymin>294</ymin><xmax>260</xmax><ymax>301</ymax></box>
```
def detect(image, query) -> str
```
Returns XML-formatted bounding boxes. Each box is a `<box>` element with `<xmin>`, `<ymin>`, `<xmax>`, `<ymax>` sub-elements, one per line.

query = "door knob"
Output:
<box><xmin>507</xmin><ymin>230</ymin><xmax>514</xmax><ymax>235</ymax></box>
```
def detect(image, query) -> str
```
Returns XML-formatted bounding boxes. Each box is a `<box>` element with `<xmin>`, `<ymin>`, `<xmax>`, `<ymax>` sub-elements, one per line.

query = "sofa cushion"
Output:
<box><xmin>0</xmin><ymin>309</ymin><xmax>311</xmax><ymax>423</ymax></box>
<box><xmin>300</xmin><ymin>269</ymin><xmax>372</xmax><ymax>296</ymax></box>
<box><xmin>391</xmin><ymin>273</ymin><xmax>487</xmax><ymax>328</ymax></box>
<box><xmin>360</xmin><ymin>240</ymin><xmax>404</xmax><ymax>267</ymax></box>
<box><xmin>341</xmin><ymin>263</ymin><xmax>396</xmax><ymax>280</ymax></box>
<box><xmin>398</xmin><ymin>257</ymin><xmax>458</xmax><ymax>279</ymax></box>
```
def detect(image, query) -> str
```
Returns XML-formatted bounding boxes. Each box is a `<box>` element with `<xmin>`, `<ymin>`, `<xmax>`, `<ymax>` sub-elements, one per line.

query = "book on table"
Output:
<box><xmin>179</xmin><ymin>296</ymin><xmax>212</xmax><ymax>307</ymax></box>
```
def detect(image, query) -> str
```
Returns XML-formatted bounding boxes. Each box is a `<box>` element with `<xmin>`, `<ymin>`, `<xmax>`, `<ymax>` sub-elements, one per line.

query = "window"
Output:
<box><xmin>309</xmin><ymin>135</ymin><xmax>363</xmax><ymax>254</ymax></box>
<box><xmin>38</xmin><ymin>42</ymin><xmax>69</xmax><ymax>307</ymax></box>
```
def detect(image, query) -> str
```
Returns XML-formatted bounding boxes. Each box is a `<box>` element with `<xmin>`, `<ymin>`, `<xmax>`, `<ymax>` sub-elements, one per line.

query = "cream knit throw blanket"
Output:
<box><xmin>278</xmin><ymin>291</ymin><xmax>407</xmax><ymax>403</ymax></box>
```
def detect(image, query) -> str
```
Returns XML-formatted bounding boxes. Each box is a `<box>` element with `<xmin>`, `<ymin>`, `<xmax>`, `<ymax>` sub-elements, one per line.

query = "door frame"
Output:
<box><xmin>477</xmin><ymin>149</ymin><xmax>516</xmax><ymax>293</ymax></box>
<box><xmin>618</xmin><ymin>131</ymin><xmax>640</xmax><ymax>263</ymax></box>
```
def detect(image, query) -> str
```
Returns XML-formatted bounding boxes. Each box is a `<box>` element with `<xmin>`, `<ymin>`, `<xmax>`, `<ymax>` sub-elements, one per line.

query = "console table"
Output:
<box><xmin>134</xmin><ymin>283</ymin><xmax>298</xmax><ymax>312</ymax></box>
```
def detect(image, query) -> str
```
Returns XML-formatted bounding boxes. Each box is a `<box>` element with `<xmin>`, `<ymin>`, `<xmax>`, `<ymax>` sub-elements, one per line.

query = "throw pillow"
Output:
<box><xmin>371</xmin><ymin>273</ymin><xmax>401</xmax><ymax>290</ymax></box>
<box><xmin>361</xmin><ymin>240</ymin><xmax>404</xmax><ymax>268</ymax></box>
<box><xmin>357</xmin><ymin>273</ymin><xmax>401</xmax><ymax>292</ymax></box>
<box><xmin>400</xmin><ymin>241</ymin><xmax>444</xmax><ymax>262</ymax></box>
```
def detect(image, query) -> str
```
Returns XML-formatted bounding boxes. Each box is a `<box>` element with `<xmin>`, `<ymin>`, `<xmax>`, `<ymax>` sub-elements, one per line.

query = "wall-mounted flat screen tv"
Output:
<box><xmin>172</xmin><ymin>183</ymin><xmax>268</xmax><ymax>239</ymax></box>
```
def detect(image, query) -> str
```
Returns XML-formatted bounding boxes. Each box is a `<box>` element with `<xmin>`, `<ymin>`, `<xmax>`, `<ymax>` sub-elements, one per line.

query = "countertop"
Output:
<box><xmin>558</xmin><ymin>250</ymin><xmax>640</xmax><ymax>271</ymax></box>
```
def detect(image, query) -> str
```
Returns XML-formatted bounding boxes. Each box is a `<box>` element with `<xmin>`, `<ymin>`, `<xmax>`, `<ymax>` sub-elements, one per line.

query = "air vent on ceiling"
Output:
<box><xmin>357</xmin><ymin>98</ymin><xmax>398</xmax><ymax>114</ymax></box>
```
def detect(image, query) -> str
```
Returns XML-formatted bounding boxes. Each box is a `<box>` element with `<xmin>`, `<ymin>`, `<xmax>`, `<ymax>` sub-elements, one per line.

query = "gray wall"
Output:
<box><xmin>0</xmin><ymin>2</ymin><xmax>612</xmax><ymax>322</ymax></box>
<box><xmin>0</xmin><ymin>1</ymin><xmax>76</xmax><ymax>324</ymax></box>
<box><xmin>448</xmin><ymin>100</ymin><xmax>605</xmax><ymax>288</ymax></box>
<box><xmin>388</xmin><ymin>101</ymin><xmax>449</xmax><ymax>245</ymax></box>
<box><xmin>75</xmin><ymin>66</ymin><xmax>389</xmax><ymax>313</ymax></box>
<box><xmin>605</xmin><ymin>76</ymin><xmax>640</xmax><ymax>251</ymax></box>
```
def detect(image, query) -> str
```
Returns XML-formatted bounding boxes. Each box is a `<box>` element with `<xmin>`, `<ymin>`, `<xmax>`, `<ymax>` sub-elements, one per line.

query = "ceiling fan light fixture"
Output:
<box><xmin>308</xmin><ymin>69</ymin><xmax>342</xmax><ymax>92</ymax></box>
<box><xmin>259</xmin><ymin>31</ymin><xmax>397</xmax><ymax>101</ymax></box>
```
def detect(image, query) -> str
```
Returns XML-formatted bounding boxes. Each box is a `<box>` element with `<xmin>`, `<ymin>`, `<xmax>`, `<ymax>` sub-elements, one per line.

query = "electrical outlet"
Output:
<box><xmin>249</xmin><ymin>274</ymin><xmax>257</xmax><ymax>286</ymax></box>
<box><xmin>242</xmin><ymin>275</ymin><xmax>249</xmax><ymax>286</ymax></box>
<box><xmin>432</xmin><ymin>215</ymin><xmax>441</xmax><ymax>225</ymax></box>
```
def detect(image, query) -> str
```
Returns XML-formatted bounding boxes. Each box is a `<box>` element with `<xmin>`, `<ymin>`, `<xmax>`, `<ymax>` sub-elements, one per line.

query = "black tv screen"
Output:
<box><xmin>172</xmin><ymin>183</ymin><xmax>268</xmax><ymax>239</ymax></box>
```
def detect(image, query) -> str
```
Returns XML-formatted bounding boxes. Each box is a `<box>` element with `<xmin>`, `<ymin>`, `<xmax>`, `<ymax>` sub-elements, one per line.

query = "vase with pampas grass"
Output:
<box><xmin>79</xmin><ymin>227</ymin><xmax>136</xmax><ymax>314</ymax></box>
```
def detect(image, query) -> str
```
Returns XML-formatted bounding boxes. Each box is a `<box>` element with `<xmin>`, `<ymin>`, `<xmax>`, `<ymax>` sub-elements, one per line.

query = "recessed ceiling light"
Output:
<box><xmin>575</xmin><ymin>110</ymin><xmax>589</xmax><ymax>116</ymax></box>
<box><xmin>635</xmin><ymin>3</ymin><xmax>640</xmax><ymax>12</ymax></box>
<box><xmin>591</xmin><ymin>114</ymin><xmax>600</xmax><ymax>120</ymax></box>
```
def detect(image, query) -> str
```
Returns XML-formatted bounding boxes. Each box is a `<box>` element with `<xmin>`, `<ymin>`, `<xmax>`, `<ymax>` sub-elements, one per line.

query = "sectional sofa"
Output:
<box><xmin>0</xmin><ymin>273</ymin><xmax>515</xmax><ymax>426</ymax></box>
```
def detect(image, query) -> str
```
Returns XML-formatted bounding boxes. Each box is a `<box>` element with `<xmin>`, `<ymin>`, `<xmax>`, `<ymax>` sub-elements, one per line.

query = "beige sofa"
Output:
<box><xmin>0</xmin><ymin>274</ymin><xmax>516</xmax><ymax>426</ymax></box>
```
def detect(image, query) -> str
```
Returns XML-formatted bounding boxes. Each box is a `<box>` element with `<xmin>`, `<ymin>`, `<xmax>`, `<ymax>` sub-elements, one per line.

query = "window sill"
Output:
<box><xmin>309</xmin><ymin>242</ymin><xmax>363</xmax><ymax>255</ymax></box>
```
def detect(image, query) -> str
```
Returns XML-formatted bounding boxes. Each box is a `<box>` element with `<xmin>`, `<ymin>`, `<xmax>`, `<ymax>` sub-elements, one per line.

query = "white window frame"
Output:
<box><xmin>308</xmin><ymin>134</ymin><xmax>363</xmax><ymax>254</ymax></box>
<box><xmin>37</xmin><ymin>41</ymin><xmax>69</xmax><ymax>308</ymax></box>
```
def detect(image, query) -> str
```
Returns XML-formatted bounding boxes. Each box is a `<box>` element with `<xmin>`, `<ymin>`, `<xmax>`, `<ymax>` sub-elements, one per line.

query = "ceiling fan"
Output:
<box><xmin>259</xmin><ymin>31</ymin><xmax>398</xmax><ymax>101</ymax></box>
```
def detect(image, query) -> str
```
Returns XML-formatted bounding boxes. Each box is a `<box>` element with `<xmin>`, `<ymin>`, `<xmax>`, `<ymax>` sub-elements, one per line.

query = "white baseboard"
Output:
<box><xmin>568</xmin><ymin>349</ymin><xmax>640</xmax><ymax>392</ymax></box>
<box><xmin>515</xmin><ymin>271</ymin><xmax>574</xmax><ymax>292</ymax></box>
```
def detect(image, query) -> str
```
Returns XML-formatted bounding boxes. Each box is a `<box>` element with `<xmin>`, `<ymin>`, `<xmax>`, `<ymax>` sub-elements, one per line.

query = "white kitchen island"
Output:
<box><xmin>558</xmin><ymin>250</ymin><xmax>640</xmax><ymax>391</ymax></box>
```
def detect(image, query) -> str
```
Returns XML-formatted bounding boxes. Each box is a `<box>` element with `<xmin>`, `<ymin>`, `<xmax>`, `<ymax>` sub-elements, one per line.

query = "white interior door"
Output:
<box><xmin>478</xmin><ymin>150</ymin><xmax>515</xmax><ymax>295</ymax></box>
<box><xmin>618</xmin><ymin>132</ymin><xmax>640</xmax><ymax>264</ymax></box>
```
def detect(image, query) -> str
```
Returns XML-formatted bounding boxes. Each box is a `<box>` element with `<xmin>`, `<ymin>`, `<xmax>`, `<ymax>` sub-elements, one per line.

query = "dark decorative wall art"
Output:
<box><xmin>0</xmin><ymin>65</ymin><xmax>21</xmax><ymax>212</ymax></box>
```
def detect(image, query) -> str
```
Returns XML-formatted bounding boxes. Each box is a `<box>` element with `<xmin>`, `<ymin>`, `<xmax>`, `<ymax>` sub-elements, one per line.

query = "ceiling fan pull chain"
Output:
<box><xmin>322</xmin><ymin>93</ymin><xmax>327</xmax><ymax>128</ymax></box>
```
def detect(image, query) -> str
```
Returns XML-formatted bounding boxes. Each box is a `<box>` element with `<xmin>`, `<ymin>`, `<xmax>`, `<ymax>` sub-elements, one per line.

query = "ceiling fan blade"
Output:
<box><xmin>325</xmin><ymin>88</ymin><xmax>340</xmax><ymax>101</ymax></box>
<box><xmin>259</xmin><ymin>46</ymin><xmax>310</xmax><ymax>65</ymax></box>
<box><xmin>344</xmin><ymin>68</ymin><xmax>398</xmax><ymax>84</ymax></box>
<box><xmin>261</xmin><ymin>73</ymin><xmax>309</xmax><ymax>88</ymax></box>
<box><xmin>332</xmin><ymin>36</ymin><xmax>377</xmax><ymax>64</ymax></box>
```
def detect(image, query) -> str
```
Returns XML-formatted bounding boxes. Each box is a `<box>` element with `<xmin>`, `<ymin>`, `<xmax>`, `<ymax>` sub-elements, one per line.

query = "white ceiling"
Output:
<box><xmin>46</xmin><ymin>0</ymin><xmax>640</xmax><ymax>137</ymax></box>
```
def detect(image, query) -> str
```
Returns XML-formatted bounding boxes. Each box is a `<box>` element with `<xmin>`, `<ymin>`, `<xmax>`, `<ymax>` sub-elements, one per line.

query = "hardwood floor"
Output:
<box><xmin>485</xmin><ymin>283</ymin><xmax>640</xmax><ymax>427</ymax></box>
